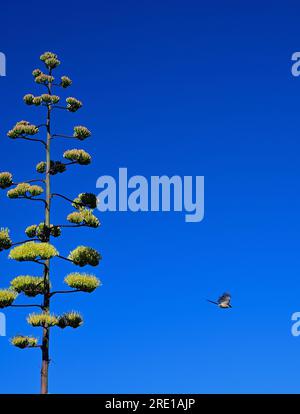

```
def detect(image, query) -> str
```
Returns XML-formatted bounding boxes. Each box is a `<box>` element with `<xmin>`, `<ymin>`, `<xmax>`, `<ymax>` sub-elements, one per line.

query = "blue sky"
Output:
<box><xmin>1</xmin><ymin>0</ymin><xmax>300</xmax><ymax>393</ymax></box>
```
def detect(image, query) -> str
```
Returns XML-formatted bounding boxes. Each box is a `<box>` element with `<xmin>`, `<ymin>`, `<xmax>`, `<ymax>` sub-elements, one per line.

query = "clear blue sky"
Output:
<box><xmin>1</xmin><ymin>0</ymin><xmax>300</xmax><ymax>394</ymax></box>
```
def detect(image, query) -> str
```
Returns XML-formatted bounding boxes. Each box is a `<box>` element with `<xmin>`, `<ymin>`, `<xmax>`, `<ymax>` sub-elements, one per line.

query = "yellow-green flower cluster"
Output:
<box><xmin>36</xmin><ymin>162</ymin><xmax>46</xmax><ymax>174</ymax></box>
<box><xmin>32</xmin><ymin>68</ymin><xmax>42</xmax><ymax>77</ymax></box>
<box><xmin>10</xmin><ymin>275</ymin><xmax>46</xmax><ymax>297</ymax></box>
<box><xmin>27</xmin><ymin>312</ymin><xmax>58</xmax><ymax>327</ymax></box>
<box><xmin>73</xmin><ymin>126</ymin><xmax>91</xmax><ymax>140</ymax></box>
<box><xmin>64</xmin><ymin>273</ymin><xmax>101</xmax><ymax>292</ymax></box>
<box><xmin>32</xmin><ymin>68</ymin><xmax>54</xmax><ymax>84</ymax></box>
<box><xmin>35</xmin><ymin>73</ymin><xmax>54</xmax><ymax>84</ymax></box>
<box><xmin>0</xmin><ymin>172</ymin><xmax>13</xmax><ymax>189</ymax></box>
<box><xmin>7</xmin><ymin>121</ymin><xmax>38</xmax><ymax>138</ymax></box>
<box><xmin>25</xmin><ymin>223</ymin><xmax>61</xmax><ymax>240</ymax></box>
<box><xmin>9</xmin><ymin>242</ymin><xmax>59</xmax><ymax>262</ymax></box>
<box><xmin>0</xmin><ymin>289</ymin><xmax>17</xmax><ymax>308</ymax></box>
<box><xmin>63</xmin><ymin>149</ymin><xmax>91</xmax><ymax>165</ymax></box>
<box><xmin>29</xmin><ymin>185</ymin><xmax>43</xmax><ymax>196</ymax></box>
<box><xmin>39</xmin><ymin>94</ymin><xmax>60</xmax><ymax>104</ymax></box>
<box><xmin>23</xmin><ymin>94</ymin><xmax>35</xmax><ymax>105</ymax></box>
<box><xmin>57</xmin><ymin>311</ymin><xmax>83</xmax><ymax>329</ymax></box>
<box><xmin>68</xmin><ymin>246</ymin><xmax>101</xmax><ymax>267</ymax></box>
<box><xmin>24</xmin><ymin>91</ymin><xmax>59</xmax><ymax>106</ymax></box>
<box><xmin>33</xmin><ymin>96</ymin><xmax>43</xmax><ymax>106</ymax></box>
<box><xmin>34</xmin><ymin>223</ymin><xmax>61</xmax><ymax>239</ymax></box>
<box><xmin>36</xmin><ymin>160</ymin><xmax>66</xmax><ymax>175</ymax></box>
<box><xmin>11</xmin><ymin>335</ymin><xmax>38</xmax><ymax>349</ymax></box>
<box><xmin>0</xmin><ymin>228</ymin><xmax>12</xmax><ymax>251</ymax></box>
<box><xmin>73</xmin><ymin>193</ymin><xmax>98</xmax><ymax>209</ymax></box>
<box><xmin>40</xmin><ymin>52</ymin><xmax>60</xmax><ymax>69</ymax></box>
<box><xmin>7</xmin><ymin>183</ymin><xmax>43</xmax><ymax>199</ymax></box>
<box><xmin>61</xmin><ymin>76</ymin><xmax>72</xmax><ymax>88</ymax></box>
<box><xmin>66</xmin><ymin>97</ymin><xmax>82</xmax><ymax>112</ymax></box>
<box><xmin>25</xmin><ymin>225</ymin><xmax>38</xmax><ymax>238</ymax></box>
<box><xmin>67</xmin><ymin>208</ymin><xmax>100</xmax><ymax>228</ymax></box>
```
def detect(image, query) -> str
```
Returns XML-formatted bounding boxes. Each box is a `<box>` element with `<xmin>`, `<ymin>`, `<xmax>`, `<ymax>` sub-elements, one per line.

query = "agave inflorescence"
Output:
<box><xmin>63</xmin><ymin>149</ymin><xmax>91</xmax><ymax>165</ymax></box>
<box><xmin>64</xmin><ymin>273</ymin><xmax>101</xmax><ymax>293</ymax></box>
<box><xmin>9</xmin><ymin>242</ymin><xmax>59</xmax><ymax>261</ymax></box>
<box><xmin>0</xmin><ymin>172</ymin><xmax>13</xmax><ymax>189</ymax></box>
<box><xmin>0</xmin><ymin>289</ymin><xmax>17</xmax><ymax>308</ymax></box>
<box><xmin>27</xmin><ymin>313</ymin><xmax>58</xmax><ymax>327</ymax></box>
<box><xmin>57</xmin><ymin>311</ymin><xmax>83</xmax><ymax>329</ymax></box>
<box><xmin>11</xmin><ymin>336</ymin><xmax>38</xmax><ymax>349</ymax></box>
<box><xmin>0</xmin><ymin>51</ymin><xmax>102</xmax><ymax>394</ymax></box>
<box><xmin>10</xmin><ymin>276</ymin><xmax>47</xmax><ymax>297</ymax></box>
<box><xmin>68</xmin><ymin>246</ymin><xmax>101</xmax><ymax>267</ymax></box>
<box><xmin>0</xmin><ymin>228</ymin><xmax>12</xmax><ymax>251</ymax></box>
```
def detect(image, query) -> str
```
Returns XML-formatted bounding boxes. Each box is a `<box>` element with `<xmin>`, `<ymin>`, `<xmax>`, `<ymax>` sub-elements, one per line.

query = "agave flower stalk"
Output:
<box><xmin>0</xmin><ymin>52</ymin><xmax>102</xmax><ymax>394</ymax></box>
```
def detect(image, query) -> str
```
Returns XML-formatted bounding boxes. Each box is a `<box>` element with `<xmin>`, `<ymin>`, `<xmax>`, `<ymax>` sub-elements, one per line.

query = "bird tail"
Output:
<box><xmin>206</xmin><ymin>299</ymin><xmax>218</xmax><ymax>305</ymax></box>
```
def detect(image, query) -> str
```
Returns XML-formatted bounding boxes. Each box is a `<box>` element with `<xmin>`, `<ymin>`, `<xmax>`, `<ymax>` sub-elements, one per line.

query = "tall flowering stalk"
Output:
<box><xmin>0</xmin><ymin>52</ymin><xmax>101</xmax><ymax>394</ymax></box>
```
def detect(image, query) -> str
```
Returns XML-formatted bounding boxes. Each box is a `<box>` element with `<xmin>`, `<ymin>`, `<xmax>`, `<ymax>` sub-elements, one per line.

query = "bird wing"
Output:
<box><xmin>218</xmin><ymin>292</ymin><xmax>231</xmax><ymax>305</ymax></box>
<box><xmin>206</xmin><ymin>299</ymin><xmax>218</xmax><ymax>305</ymax></box>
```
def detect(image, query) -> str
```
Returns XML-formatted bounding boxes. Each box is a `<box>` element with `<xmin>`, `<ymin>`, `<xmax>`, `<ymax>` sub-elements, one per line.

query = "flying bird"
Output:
<box><xmin>207</xmin><ymin>292</ymin><xmax>232</xmax><ymax>308</ymax></box>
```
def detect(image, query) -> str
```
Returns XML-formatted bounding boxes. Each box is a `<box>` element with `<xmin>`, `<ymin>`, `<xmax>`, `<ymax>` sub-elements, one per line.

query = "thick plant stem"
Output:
<box><xmin>41</xmin><ymin>81</ymin><xmax>52</xmax><ymax>395</ymax></box>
